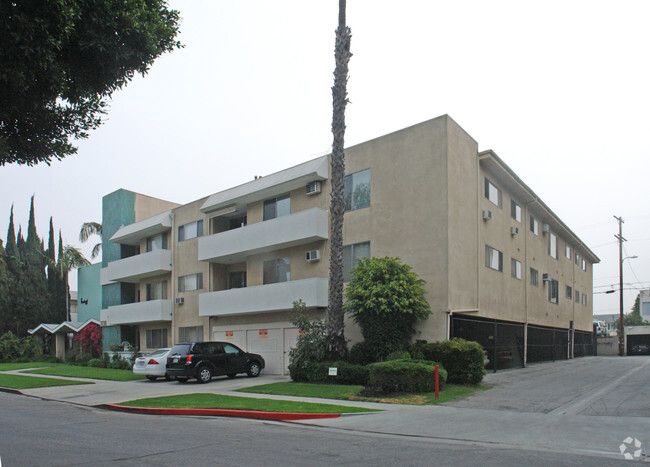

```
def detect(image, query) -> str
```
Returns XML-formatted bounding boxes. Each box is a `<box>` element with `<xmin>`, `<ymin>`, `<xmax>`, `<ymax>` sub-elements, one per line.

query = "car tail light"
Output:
<box><xmin>186</xmin><ymin>355</ymin><xmax>192</xmax><ymax>364</ymax></box>
<box><xmin>148</xmin><ymin>359</ymin><xmax>159</xmax><ymax>365</ymax></box>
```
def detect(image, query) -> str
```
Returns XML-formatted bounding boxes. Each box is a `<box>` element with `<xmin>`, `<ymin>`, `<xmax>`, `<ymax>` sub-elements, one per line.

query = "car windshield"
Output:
<box><xmin>169</xmin><ymin>344</ymin><xmax>192</xmax><ymax>355</ymax></box>
<box><xmin>146</xmin><ymin>349</ymin><xmax>170</xmax><ymax>358</ymax></box>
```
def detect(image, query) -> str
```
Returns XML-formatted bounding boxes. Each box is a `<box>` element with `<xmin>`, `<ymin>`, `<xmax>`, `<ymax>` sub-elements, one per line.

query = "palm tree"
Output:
<box><xmin>52</xmin><ymin>245</ymin><xmax>91</xmax><ymax>321</ymax></box>
<box><xmin>326</xmin><ymin>0</ymin><xmax>352</xmax><ymax>358</ymax></box>
<box><xmin>79</xmin><ymin>222</ymin><xmax>102</xmax><ymax>260</ymax></box>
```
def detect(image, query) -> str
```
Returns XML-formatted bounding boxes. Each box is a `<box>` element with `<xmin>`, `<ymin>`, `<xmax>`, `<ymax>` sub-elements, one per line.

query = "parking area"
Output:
<box><xmin>447</xmin><ymin>355</ymin><xmax>650</xmax><ymax>417</ymax></box>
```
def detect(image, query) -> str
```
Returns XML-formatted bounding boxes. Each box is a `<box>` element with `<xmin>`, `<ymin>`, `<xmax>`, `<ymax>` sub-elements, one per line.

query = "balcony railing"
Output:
<box><xmin>106</xmin><ymin>249</ymin><xmax>172</xmax><ymax>283</ymax></box>
<box><xmin>100</xmin><ymin>299</ymin><xmax>172</xmax><ymax>326</ymax></box>
<box><xmin>198</xmin><ymin>277</ymin><xmax>328</xmax><ymax>317</ymax></box>
<box><xmin>198</xmin><ymin>208</ymin><xmax>328</xmax><ymax>263</ymax></box>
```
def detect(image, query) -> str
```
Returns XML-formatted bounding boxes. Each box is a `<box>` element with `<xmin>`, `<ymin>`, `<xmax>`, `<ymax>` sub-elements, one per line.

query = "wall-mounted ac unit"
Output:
<box><xmin>306</xmin><ymin>181</ymin><xmax>322</xmax><ymax>196</ymax></box>
<box><xmin>482</xmin><ymin>210</ymin><xmax>493</xmax><ymax>221</ymax></box>
<box><xmin>542</xmin><ymin>223</ymin><xmax>550</xmax><ymax>235</ymax></box>
<box><xmin>542</xmin><ymin>273</ymin><xmax>552</xmax><ymax>282</ymax></box>
<box><xmin>510</xmin><ymin>226</ymin><xmax>519</xmax><ymax>236</ymax></box>
<box><xmin>305</xmin><ymin>250</ymin><xmax>321</xmax><ymax>262</ymax></box>
<box><xmin>175</xmin><ymin>297</ymin><xmax>184</xmax><ymax>305</ymax></box>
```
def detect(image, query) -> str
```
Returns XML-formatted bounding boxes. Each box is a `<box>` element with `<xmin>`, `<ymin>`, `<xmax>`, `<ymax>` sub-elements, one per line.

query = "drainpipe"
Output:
<box><xmin>523</xmin><ymin>198</ymin><xmax>538</xmax><ymax>367</ymax></box>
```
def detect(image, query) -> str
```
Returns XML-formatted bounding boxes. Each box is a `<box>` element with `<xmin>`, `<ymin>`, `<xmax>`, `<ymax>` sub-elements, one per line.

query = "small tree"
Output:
<box><xmin>288</xmin><ymin>300</ymin><xmax>328</xmax><ymax>381</ymax></box>
<box><xmin>74</xmin><ymin>323</ymin><xmax>102</xmax><ymax>358</ymax></box>
<box><xmin>346</xmin><ymin>257</ymin><xmax>431</xmax><ymax>359</ymax></box>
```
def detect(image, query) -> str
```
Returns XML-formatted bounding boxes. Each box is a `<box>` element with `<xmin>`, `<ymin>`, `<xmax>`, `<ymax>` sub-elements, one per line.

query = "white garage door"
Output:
<box><xmin>247</xmin><ymin>328</ymin><xmax>283</xmax><ymax>375</ymax></box>
<box><xmin>213</xmin><ymin>330</ymin><xmax>246</xmax><ymax>350</ymax></box>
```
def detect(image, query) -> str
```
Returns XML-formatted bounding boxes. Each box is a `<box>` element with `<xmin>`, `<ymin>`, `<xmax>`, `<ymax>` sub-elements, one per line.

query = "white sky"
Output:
<box><xmin>1</xmin><ymin>0</ymin><xmax>648</xmax><ymax>317</ymax></box>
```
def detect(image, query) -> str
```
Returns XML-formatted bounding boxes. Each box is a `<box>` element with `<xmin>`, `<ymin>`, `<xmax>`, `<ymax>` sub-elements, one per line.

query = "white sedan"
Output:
<box><xmin>133</xmin><ymin>348</ymin><xmax>173</xmax><ymax>381</ymax></box>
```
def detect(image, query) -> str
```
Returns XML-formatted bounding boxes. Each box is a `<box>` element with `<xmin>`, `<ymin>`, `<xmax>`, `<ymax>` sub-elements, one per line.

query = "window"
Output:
<box><xmin>511</xmin><ymin>200</ymin><xmax>521</xmax><ymax>223</ymax></box>
<box><xmin>263</xmin><ymin>257</ymin><xmax>291</xmax><ymax>284</ymax></box>
<box><xmin>575</xmin><ymin>290</ymin><xmax>580</xmax><ymax>303</ymax></box>
<box><xmin>223</xmin><ymin>344</ymin><xmax>240</xmax><ymax>354</ymax></box>
<box><xmin>641</xmin><ymin>302</ymin><xmax>650</xmax><ymax>317</ymax></box>
<box><xmin>575</xmin><ymin>253</ymin><xmax>580</xmax><ymax>265</ymax></box>
<box><xmin>582</xmin><ymin>294</ymin><xmax>587</xmax><ymax>306</ymax></box>
<box><xmin>549</xmin><ymin>232</ymin><xmax>558</xmax><ymax>259</ymax></box>
<box><xmin>146</xmin><ymin>232</ymin><xmax>168</xmax><ymax>252</ymax></box>
<box><xmin>146</xmin><ymin>328</ymin><xmax>167</xmax><ymax>348</ymax></box>
<box><xmin>548</xmin><ymin>279</ymin><xmax>559</xmax><ymax>304</ymax></box>
<box><xmin>178</xmin><ymin>273</ymin><xmax>203</xmax><ymax>292</ymax></box>
<box><xmin>229</xmin><ymin>215</ymin><xmax>247</xmax><ymax>230</ymax></box>
<box><xmin>178</xmin><ymin>220</ymin><xmax>203</xmax><ymax>241</ymax></box>
<box><xmin>228</xmin><ymin>271</ymin><xmax>246</xmax><ymax>289</ymax></box>
<box><xmin>530</xmin><ymin>268</ymin><xmax>539</xmax><ymax>286</ymax></box>
<box><xmin>146</xmin><ymin>281</ymin><xmax>167</xmax><ymax>301</ymax></box>
<box><xmin>263</xmin><ymin>195</ymin><xmax>290</xmax><ymax>221</ymax></box>
<box><xmin>566</xmin><ymin>285</ymin><xmax>573</xmax><ymax>300</ymax></box>
<box><xmin>581</xmin><ymin>259</ymin><xmax>587</xmax><ymax>271</ymax></box>
<box><xmin>511</xmin><ymin>258</ymin><xmax>522</xmax><ymax>279</ymax></box>
<box><xmin>179</xmin><ymin>325</ymin><xmax>203</xmax><ymax>343</ymax></box>
<box><xmin>343</xmin><ymin>241</ymin><xmax>371</xmax><ymax>281</ymax></box>
<box><xmin>344</xmin><ymin>169</ymin><xmax>371</xmax><ymax>211</ymax></box>
<box><xmin>565</xmin><ymin>245</ymin><xmax>571</xmax><ymax>260</ymax></box>
<box><xmin>530</xmin><ymin>215</ymin><xmax>539</xmax><ymax>235</ymax></box>
<box><xmin>484</xmin><ymin>178</ymin><xmax>501</xmax><ymax>207</ymax></box>
<box><xmin>485</xmin><ymin>245</ymin><xmax>503</xmax><ymax>272</ymax></box>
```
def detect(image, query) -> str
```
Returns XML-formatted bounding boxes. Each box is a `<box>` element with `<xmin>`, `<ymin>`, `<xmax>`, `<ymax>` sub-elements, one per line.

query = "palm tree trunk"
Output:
<box><xmin>326</xmin><ymin>0</ymin><xmax>352</xmax><ymax>358</ymax></box>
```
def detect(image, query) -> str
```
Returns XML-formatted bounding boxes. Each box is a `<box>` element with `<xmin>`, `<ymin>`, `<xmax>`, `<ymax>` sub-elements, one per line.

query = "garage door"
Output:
<box><xmin>247</xmin><ymin>328</ymin><xmax>283</xmax><ymax>375</ymax></box>
<box><xmin>213</xmin><ymin>330</ymin><xmax>246</xmax><ymax>350</ymax></box>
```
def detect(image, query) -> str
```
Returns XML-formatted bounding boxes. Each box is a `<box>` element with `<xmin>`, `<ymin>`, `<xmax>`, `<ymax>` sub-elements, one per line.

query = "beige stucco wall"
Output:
<box><xmin>134</xmin><ymin>193</ymin><xmax>180</xmax><ymax>222</ymax></box>
<box><xmin>137</xmin><ymin>322</ymin><xmax>172</xmax><ymax>352</ymax></box>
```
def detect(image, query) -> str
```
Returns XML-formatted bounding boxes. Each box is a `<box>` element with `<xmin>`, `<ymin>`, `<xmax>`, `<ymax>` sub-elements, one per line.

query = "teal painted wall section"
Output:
<box><xmin>102</xmin><ymin>326</ymin><xmax>122</xmax><ymax>352</ymax></box>
<box><xmin>77</xmin><ymin>263</ymin><xmax>101</xmax><ymax>322</ymax></box>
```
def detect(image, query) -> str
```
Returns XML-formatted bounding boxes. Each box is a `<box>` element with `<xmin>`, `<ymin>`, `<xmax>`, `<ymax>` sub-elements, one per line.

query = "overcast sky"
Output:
<box><xmin>1</xmin><ymin>0</ymin><xmax>648</xmax><ymax>316</ymax></box>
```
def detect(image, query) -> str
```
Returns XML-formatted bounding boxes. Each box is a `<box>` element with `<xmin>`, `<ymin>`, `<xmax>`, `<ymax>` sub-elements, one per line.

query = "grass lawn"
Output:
<box><xmin>23</xmin><ymin>366</ymin><xmax>145</xmax><ymax>382</ymax></box>
<box><xmin>0</xmin><ymin>362</ymin><xmax>57</xmax><ymax>371</ymax></box>
<box><xmin>118</xmin><ymin>393</ymin><xmax>378</xmax><ymax>414</ymax></box>
<box><xmin>0</xmin><ymin>373</ymin><xmax>92</xmax><ymax>389</ymax></box>
<box><xmin>237</xmin><ymin>382</ymin><xmax>490</xmax><ymax>405</ymax></box>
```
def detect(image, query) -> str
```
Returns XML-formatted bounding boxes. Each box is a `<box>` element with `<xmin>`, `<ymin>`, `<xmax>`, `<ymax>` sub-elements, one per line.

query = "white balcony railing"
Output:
<box><xmin>100</xmin><ymin>300</ymin><xmax>172</xmax><ymax>326</ymax></box>
<box><xmin>199</xmin><ymin>277</ymin><xmax>328</xmax><ymax>317</ymax></box>
<box><xmin>106</xmin><ymin>249</ymin><xmax>172</xmax><ymax>283</ymax></box>
<box><xmin>198</xmin><ymin>208</ymin><xmax>328</xmax><ymax>264</ymax></box>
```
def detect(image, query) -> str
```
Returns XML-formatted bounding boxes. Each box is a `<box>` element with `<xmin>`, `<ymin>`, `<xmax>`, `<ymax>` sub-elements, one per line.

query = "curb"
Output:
<box><xmin>0</xmin><ymin>387</ymin><xmax>24</xmax><ymax>395</ymax></box>
<box><xmin>97</xmin><ymin>404</ymin><xmax>342</xmax><ymax>421</ymax></box>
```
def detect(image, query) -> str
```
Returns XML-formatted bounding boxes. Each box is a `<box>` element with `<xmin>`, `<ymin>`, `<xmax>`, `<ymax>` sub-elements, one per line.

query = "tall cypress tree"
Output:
<box><xmin>21</xmin><ymin>196</ymin><xmax>49</xmax><ymax>331</ymax></box>
<box><xmin>5</xmin><ymin>206</ymin><xmax>25</xmax><ymax>334</ymax></box>
<box><xmin>56</xmin><ymin>231</ymin><xmax>69</xmax><ymax>321</ymax></box>
<box><xmin>0</xmin><ymin>239</ymin><xmax>9</xmax><ymax>335</ymax></box>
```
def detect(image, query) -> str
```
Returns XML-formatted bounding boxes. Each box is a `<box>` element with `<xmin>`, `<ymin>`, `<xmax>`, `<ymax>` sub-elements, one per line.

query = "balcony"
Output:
<box><xmin>106</xmin><ymin>249</ymin><xmax>172</xmax><ymax>283</ymax></box>
<box><xmin>199</xmin><ymin>277</ymin><xmax>328</xmax><ymax>317</ymax></box>
<box><xmin>198</xmin><ymin>208</ymin><xmax>328</xmax><ymax>263</ymax></box>
<box><xmin>110</xmin><ymin>210</ymin><xmax>173</xmax><ymax>246</ymax></box>
<box><xmin>100</xmin><ymin>300</ymin><xmax>172</xmax><ymax>326</ymax></box>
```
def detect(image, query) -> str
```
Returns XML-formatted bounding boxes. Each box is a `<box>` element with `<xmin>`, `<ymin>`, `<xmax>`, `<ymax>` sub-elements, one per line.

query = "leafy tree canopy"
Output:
<box><xmin>345</xmin><ymin>257</ymin><xmax>431</xmax><ymax>358</ymax></box>
<box><xmin>0</xmin><ymin>0</ymin><xmax>182</xmax><ymax>166</ymax></box>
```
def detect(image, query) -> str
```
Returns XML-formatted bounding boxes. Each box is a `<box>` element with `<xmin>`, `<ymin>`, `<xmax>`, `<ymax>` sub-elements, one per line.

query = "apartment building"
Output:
<box><xmin>92</xmin><ymin>115</ymin><xmax>598</xmax><ymax>373</ymax></box>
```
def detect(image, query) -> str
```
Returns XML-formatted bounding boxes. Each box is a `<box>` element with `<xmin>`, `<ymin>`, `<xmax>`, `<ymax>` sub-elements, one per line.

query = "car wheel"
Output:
<box><xmin>197</xmin><ymin>366</ymin><xmax>213</xmax><ymax>384</ymax></box>
<box><xmin>146</xmin><ymin>375</ymin><xmax>157</xmax><ymax>381</ymax></box>
<box><xmin>246</xmin><ymin>362</ymin><xmax>261</xmax><ymax>377</ymax></box>
<box><xmin>164</xmin><ymin>373</ymin><xmax>174</xmax><ymax>381</ymax></box>
<box><xmin>176</xmin><ymin>377</ymin><xmax>189</xmax><ymax>384</ymax></box>
<box><xmin>227</xmin><ymin>373</ymin><xmax>237</xmax><ymax>378</ymax></box>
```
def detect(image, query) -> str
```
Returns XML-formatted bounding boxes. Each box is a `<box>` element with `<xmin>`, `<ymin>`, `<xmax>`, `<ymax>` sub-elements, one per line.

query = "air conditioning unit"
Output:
<box><xmin>510</xmin><ymin>226</ymin><xmax>519</xmax><ymax>236</ymax></box>
<box><xmin>305</xmin><ymin>249</ymin><xmax>321</xmax><ymax>262</ymax></box>
<box><xmin>542</xmin><ymin>223</ymin><xmax>550</xmax><ymax>235</ymax></box>
<box><xmin>542</xmin><ymin>273</ymin><xmax>552</xmax><ymax>282</ymax></box>
<box><xmin>482</xmin><ymin>210</ymin><xmax>493</xmax><ymax>221</ymax></box>
<box><xmin>306</xmin><ymin>181</ymin><xmax>322</xmax><ymax>196</ymax></box>
<box><xmin>175</xmin><ymin>297</ymin><xmax>184</xmax><ymax>305</ymax></box>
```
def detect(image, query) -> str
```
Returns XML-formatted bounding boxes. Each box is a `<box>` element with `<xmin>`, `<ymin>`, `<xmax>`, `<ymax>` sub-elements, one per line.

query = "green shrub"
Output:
<box><xmin>348</xmin><ymin>341</ymin><xmax>377</xmax><ymax>365</ymax></box>
<box><xmin>19</xmin><ymin>336</ymin><xmax>43</xmax><ymax>359</ymax></box>
<box><xmin>385</xmin><ymin>350</ymin><xmax>410</xmax><ymax>361</ymax></box>
<box><xmin>88</xmin><ymin>358</ymin><xmax>103</xmax><ymax>367</ymax></box>
<box><xmin>289</xmin><ymin>361</ymin><xmax>370</xmax><ymax>385</ymax></box>
<box><xmin>408</xmin><ymin>338</ymin><xmax>485</xmax><ymax>385</ymax></box>
<box><xmin>0</xmin><ymin>332</ymin><xmax>21</xmax><ymax>360</ymax></box>
<box><xmin>367</xmin><ymin>360</ymin><xmax>447</xmax><ymax>394</ymax></box>
<box><xmin>101</xmin><ymin>352</ymin><xmax>111</xmax><ymax>367</ymax></box>
<box><xmin>42</xmin><ymin>355</ymin><xmax>61</xmax><ymax>363</ymax></box>
<box><xmin>288</xmin><ymin>300</ymin><xmax>328</xmax><ymax>382</ymax></box>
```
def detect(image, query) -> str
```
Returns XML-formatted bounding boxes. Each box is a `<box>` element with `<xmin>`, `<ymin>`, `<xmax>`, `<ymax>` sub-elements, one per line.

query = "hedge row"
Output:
<box><xmin>289</xmin><ymin>361</ymin><xmax>369</xmax><ymax>385</ymax></box>
<box><xmin>409</xmin><ymin>338</ymin><xmax>485</xmax><ymax>385</ymax></box>
<box><xmin>367</xmin><ymin>360</ymin><xmax>447</xmax><ymax>394</ymax></box>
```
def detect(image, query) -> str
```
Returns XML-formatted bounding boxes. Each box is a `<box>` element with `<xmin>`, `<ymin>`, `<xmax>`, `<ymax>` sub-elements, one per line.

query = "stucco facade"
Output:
<box><xmin>95</xmin><ymin>115</ymin><xmax>598</xmax><ymax>371</ymax></box>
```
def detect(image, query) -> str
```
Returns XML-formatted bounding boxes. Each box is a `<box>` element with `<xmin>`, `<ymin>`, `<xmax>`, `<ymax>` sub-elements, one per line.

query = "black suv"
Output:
<box><xmin>166</xmin><ymin>342</ymin><xmax>265</xmax><ymax>383</ymax></box>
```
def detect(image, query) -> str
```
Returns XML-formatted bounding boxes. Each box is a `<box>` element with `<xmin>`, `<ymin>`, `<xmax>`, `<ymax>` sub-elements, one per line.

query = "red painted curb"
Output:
<box><xmin>99</xmin><ymin>404</ymin><xmax>341</xmax><ymax>421</ymax></box>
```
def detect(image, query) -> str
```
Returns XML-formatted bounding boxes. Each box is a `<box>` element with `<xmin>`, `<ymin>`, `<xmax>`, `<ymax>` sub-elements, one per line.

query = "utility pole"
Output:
<box><xmin>614</xmin><ymin>215</ymin><xmax>625</xmax><ymax>356</ymax></box>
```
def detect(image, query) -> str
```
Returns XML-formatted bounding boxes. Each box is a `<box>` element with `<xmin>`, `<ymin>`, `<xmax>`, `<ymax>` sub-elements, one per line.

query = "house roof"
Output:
<box><xmin>28</xmin><ymin>318</ymin><xmax>101</xmax><ymax>335</ymax></box>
